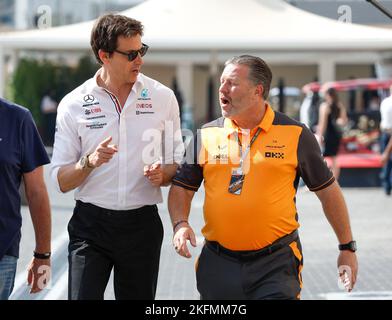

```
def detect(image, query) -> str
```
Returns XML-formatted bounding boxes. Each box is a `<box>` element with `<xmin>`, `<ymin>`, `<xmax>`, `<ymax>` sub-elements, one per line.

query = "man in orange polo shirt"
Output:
<box><xmin>168</xmin><ymin>55</ymin><xmax>358</xmax><ymax>300</ymax></box>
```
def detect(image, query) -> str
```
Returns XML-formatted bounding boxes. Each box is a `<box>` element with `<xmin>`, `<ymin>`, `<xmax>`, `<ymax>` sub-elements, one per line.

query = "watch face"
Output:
<box><xmin>80</xmin><ymin>156</ymin><xmax>87</xmax><ymax>168</ymax></box>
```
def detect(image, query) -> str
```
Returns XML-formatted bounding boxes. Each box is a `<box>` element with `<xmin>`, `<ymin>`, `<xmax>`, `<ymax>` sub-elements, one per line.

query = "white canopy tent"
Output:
<box><xmin>1</xmin><ymin>0</ymin><xmax>392</xmax><ymax>106</ymax></box>
<box><xmin>2</xmin><ymin>0</ymin><xmax>392</xmax><ymax>50</ymax></box>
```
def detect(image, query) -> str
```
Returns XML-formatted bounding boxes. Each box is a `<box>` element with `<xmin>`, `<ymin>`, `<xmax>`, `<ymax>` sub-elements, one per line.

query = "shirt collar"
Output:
<box><xmin>223</xmin><ymin>102</ymin><xmax>275</xmax><ymax>137</ymax></box>
<box><xmin>92</xmin><ymin>68</ymin><xmax>145</xmax><ymax>94</ymax></box>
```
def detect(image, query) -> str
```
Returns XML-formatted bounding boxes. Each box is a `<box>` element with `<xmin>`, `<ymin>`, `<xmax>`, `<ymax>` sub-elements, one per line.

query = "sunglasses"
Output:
<box><xmin>114</xmin><ymin>43</ymin><xmax>149</xmax><ymax>62</ymax></box>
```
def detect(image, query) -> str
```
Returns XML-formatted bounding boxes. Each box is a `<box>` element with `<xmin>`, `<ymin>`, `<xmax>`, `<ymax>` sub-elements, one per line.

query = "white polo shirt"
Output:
<box><xmin>380</xmin><ymin>95</ymin><xmax>392</xmax><ymax>131</ymax></box>
<box><xmin>50</xmin><ymin>70</ymin><xmax>184</xmax><ymax>210</ymax></box>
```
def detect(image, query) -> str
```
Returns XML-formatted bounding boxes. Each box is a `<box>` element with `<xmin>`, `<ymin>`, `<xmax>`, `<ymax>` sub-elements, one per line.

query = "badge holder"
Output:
<box><xmin>227</xmin><ymin>127</ymin><xmax>261</xmax><ymax>196</ymax></box>
<box><xmin>228</xmin><ymin>167</ymin><xmax>245</xmax><ymax>195</ymax></box>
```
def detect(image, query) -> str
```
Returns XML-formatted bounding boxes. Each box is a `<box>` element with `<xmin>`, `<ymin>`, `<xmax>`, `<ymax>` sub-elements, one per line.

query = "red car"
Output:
<box><xmin>301</xmin><ymin>78</ymin><xmax>392</xmax><ymax>187</ymax></box>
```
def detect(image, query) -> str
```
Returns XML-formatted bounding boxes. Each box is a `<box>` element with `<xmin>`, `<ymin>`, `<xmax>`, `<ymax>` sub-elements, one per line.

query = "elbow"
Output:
<box><xmin>59</xmin><ymin>185</ymin><xmax>69</xmax><ymax>193</ymax></box>
<box><xmin>58</xmin><ymin>180</ymin><xmax>72</xmax><ymax>193</ymax></box>
<box><xmin>57</xmin><ymin>171</ymin><xmax>72</xmax><ymax>193</ymax></box>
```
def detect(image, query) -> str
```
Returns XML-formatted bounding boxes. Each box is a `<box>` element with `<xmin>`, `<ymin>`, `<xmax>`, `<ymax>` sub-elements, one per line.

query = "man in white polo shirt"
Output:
<box><xmin>51</xmin><ymin>14</ymin><xmax>184</xmax><ymax>300</ymax></box>
<box><xmin>380</xmin><ymin>85</ymin><xmax>392</xmax><ymax>196</ymax></box>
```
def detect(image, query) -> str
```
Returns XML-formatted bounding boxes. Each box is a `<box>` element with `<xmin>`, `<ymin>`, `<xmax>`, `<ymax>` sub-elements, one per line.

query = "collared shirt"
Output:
<box><xmin>0</xmin><ymin>98</ymin><xmax>50</xmax><ymax>260</ymax></box>
<box><xmin>51</xmin><ymin>70</ymin><xmax>184</xmax><ymax>210</ymax></box>
<box><xmin>380</xmin><ymin>95</ymin><xmax>392</xmax><ymax>130</ymax></box>
<box><xmin>173</xmin><ymin>104</ymin><xmax>334</xmax><ymax>251</ymax></box>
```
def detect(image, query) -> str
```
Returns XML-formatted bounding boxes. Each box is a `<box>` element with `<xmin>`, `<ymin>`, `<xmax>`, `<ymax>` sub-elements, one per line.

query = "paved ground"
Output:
<box><xmin>9</xmin><ymin>165</ymin><xmax>392</xmax><ymax>300</ymax></box>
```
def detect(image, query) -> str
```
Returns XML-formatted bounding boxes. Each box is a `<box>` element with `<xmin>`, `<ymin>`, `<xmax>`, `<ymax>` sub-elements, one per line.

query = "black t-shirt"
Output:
<box><xmin>0</xmin><ymin>98</ymin><xmax>50</xmax><ymax>260</ymax></box>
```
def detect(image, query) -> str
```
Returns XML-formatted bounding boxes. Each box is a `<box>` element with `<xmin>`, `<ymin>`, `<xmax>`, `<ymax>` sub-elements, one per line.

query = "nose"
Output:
<box><xmin>134</xmin><ymin>52</ymin><xmax>144</xmax><ymax>65</ymax></box>
<box><xmin>219</xmin><ymin>81</ymin><xmax>227</xmax><ymax>94</ymax></box>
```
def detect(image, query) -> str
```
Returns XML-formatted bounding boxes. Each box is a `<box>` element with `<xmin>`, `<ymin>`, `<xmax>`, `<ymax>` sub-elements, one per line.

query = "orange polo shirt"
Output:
<box><xmin>173</xmin><ymin>104</ymin><xmax>334</xmax><ymax>250</ymax></box>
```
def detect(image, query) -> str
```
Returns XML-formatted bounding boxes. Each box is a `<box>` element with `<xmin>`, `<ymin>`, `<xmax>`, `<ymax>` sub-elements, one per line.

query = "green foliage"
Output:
<box><xmin>11</xmin><ymin>55</ymin><xmax>99</xmax><ymax>127</ymax></box>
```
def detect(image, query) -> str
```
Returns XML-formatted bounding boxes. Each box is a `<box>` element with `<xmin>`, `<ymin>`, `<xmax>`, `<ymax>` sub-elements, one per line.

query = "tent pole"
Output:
<box><xmin>366</xmin><ymin>0</ymin><xmax>392</xmax><ymax>20</ymax></box>
<box><xmin>176</xmin><ymin>62</ymin><xmax>194</xmax><ymax>129</ymax></box>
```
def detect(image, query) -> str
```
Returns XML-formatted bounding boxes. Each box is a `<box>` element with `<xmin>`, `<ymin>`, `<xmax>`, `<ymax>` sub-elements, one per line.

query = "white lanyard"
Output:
<box><xmin>234</xmin><ymin>127</ymin><xmax>262</xmax><ymax>170</ymax></box>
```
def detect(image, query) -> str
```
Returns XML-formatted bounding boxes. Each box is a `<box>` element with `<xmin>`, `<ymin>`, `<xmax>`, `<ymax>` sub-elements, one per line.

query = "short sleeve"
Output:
<box><xmin>172</xmin><ymin>130</ymin><xmax>203</xmax><ymax>191</ymax></box>
<box><xmin>172</xmin><ymin>164</ymin><xmax>203</xmax><ymax>191</ymax></box>
<box><xmin>297</xmin><ymin>125</ymin><xmax>335</xmax><ymax>191</ymax></box>
<box><xmin>21</xmin><ymin>111</ymin><xmax>50</xmax><ymax>173</ymax></box>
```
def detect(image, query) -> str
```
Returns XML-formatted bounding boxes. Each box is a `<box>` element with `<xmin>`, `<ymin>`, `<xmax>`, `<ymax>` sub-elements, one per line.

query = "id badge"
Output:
<box><xmin>228</xmin><ymin>167</ymin><xmax>245</xmax><ymax>195</ymax></box>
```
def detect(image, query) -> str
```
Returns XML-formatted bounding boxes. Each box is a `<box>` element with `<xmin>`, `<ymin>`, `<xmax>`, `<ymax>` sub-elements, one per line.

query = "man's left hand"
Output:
<box><xmin>337</xmin><ymin>251</ymin><xmax>358</xmax><ymax>292</ymax></box>
<box><xmin>144</xmin><ymin>162</ymin><xmax>163</xmax><ymax>187</ymax></box>
<box><xmin>27</xmin><ymin>258</ymin><xmax>51</xmax><ymax>294</ymax></box>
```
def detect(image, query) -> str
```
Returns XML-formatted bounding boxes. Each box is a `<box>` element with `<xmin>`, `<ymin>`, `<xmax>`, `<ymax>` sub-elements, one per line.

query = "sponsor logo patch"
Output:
<box><xmin>136</xmin><ymin>110</ymin><xmax>154</xmax><ymax>115</ymax></box>
<box><xmin>84</xmin><ymin>107</ymin><xmax>102</xmax><ymax>115</ymax></box>
<box><xmin>86</xmin><ymin>121</ymin><xmax>107</xmax><ymax>130</ymax></box>
<box><xmin>136</xmin><ymin>103</ymin><xmax>152</xmax><ymax>109</ymax></box>
<box><xmin>265</xmin><ymin>152</ymin><xmax>285</xmax><ymax>159</ymax></box>
<box><xmin>138</xmin><ymin>88</ymin><xmax>151</xmax><ymax>101</ymax></box>
<box><xmin>85</xmin><ymin>115</ymin><xmax>106</xmax><ymax>120</ymax></box>
<box><xmin>83</xmin><ymin>94</ymin><xmax>95</xmax><ymax>103</ymax></box>
<box><xmin>213</xmin><ymin>153</ymin><xmax>229</xmax><ymax>160</ymax></box>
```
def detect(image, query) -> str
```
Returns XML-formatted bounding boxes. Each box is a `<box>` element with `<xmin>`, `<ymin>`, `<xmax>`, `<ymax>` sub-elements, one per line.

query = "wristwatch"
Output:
<box><xmin>79</xmin><ymin>154</ymin><xmax>94</xmax><ymax>170</ymax></box>
<box><xmin>338</xmin><ymin>240</ymin><xmax>357</xmax><ymax>252</ymax></box>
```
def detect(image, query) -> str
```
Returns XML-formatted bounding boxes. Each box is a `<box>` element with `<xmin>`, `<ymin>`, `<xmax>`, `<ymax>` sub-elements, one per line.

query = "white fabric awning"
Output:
<box><xmin>1</xmin><ymin>0</ymin><xmax>392</xmax><ymax>51</ymax></box>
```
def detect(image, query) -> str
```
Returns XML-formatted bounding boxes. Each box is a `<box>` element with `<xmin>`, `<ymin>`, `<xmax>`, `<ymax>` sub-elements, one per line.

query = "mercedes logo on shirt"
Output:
<box><xmin>83</xmin><ymin>94</ymin><xmax>95</xmax><ymax>103</ymax></box>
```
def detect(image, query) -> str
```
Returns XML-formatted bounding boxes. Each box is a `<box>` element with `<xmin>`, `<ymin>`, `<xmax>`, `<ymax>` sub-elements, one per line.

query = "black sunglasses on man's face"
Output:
<box><xmin>114</xmin><ymin>43</ymin><xmax>149</xmax><ymax>62</ymax></box>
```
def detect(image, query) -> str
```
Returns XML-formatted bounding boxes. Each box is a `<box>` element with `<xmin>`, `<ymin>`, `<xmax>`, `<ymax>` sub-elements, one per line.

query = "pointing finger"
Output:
<box><xmin>100</xmin><ymin>136</ymin><xmax>112</xmax><ymax>147</ymax></box>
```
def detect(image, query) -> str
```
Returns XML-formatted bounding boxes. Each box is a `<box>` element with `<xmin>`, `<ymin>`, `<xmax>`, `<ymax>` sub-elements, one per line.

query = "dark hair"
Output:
<box><xmin>225</xmin><ymin>55</ymin><xmax>272</xmax><ymax>100</ymax></box>
<box><xmin>326</xmin><ymin>87</ymin><xmax>340</xmax><ymax>120</ymax></box>
<box><xmin>90</xmin><ymin>14</ymin><xmax>144</xmax><ymax>65</ymax></box>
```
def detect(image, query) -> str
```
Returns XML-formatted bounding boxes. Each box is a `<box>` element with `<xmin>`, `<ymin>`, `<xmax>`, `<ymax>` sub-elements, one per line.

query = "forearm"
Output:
<box><xmin>161</xmin><ymin>164</ymin><xmax>179</xmax><ymax>186</ymax></box>
<box><xmin>168</xmin><ymin>185</ymin><xmax>194</xmax><ymax>227</ymax></box>
<box><xmin>317</xmin><ymin>120</ymin><xmax>326</xmax><ymax>137</ymax></box>
<box><xmin>57</xmin><ymin>162</ymin><xmax>93</xmax><ymax>193</ymax></box>
<box><xmin>25</xmin><ymin>182</ymin><xmax>51</xmax><ymax>253</ymax></box>
<box><xmin>315</xmin><ymin>181</ymin><xmax>353</xmax><ymax>243</ymax></box>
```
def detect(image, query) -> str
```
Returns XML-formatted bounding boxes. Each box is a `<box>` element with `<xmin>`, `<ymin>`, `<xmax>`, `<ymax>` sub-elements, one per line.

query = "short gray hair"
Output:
<box><xmin>225</xmin><ymin>55</ymin><xmax>272</xmax><ymax>100</ymax></box>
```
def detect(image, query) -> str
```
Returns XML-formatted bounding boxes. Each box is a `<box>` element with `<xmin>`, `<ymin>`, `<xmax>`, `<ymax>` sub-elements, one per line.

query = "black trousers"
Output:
<box><xmin>68</xmin><ymin>200</ymin><xmax>163</xmax><ymax>300</ymax></box>
<box><xmin>196</xmin><ymin>233</ymin><xmax>303</xmax><ymax>300</ymax></box>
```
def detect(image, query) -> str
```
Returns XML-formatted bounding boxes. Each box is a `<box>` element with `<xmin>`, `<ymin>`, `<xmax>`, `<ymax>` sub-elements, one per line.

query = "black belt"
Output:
<box><xmin>205</xmin><ymin>230</ymin><xmax>298</xmax><ymax>262</ymax></box>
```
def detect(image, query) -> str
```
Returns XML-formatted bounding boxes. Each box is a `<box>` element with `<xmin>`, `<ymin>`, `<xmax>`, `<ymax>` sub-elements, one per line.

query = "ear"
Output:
<box><xmin>255</xmin><ymin>84</ymin><xmax>264</xmax><ymax>98</ymax></box>
<box><xmin>98</xmin><ymin>49</ymin><xmax>110</xmax><ymax>64</ymax></box>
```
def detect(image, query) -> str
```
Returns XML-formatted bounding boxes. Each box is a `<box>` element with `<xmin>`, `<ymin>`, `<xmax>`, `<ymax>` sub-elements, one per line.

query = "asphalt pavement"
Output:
<box><xmin>9</xmin><ymin>164</ymin><xmax>392</xmax><ymax>300</ymax></box>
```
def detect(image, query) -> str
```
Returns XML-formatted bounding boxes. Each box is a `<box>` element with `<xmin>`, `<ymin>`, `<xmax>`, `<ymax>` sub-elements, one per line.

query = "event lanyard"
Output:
<box><xmin>234</xmin><ymin>127</ymin><xmax>262</xmax><ymax>170</ymax></box>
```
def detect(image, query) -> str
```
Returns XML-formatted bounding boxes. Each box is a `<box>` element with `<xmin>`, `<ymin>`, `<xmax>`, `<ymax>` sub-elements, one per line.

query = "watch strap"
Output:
<box><xmin>338</xmin><ymin>240</ymin><xmax>357</xmax><ymax>252</ymax></box>
<box><xmin>33</xmin><ymin>251</ymin><xmax>51</xmax><ymax>259</ymax></box>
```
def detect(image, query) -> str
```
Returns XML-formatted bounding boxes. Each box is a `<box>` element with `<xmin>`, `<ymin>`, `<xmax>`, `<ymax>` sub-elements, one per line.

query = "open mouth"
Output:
<box><xmin>220</xmin><ymin>97</ymin><xmax>230</xmax><ymax>105</ymax></box>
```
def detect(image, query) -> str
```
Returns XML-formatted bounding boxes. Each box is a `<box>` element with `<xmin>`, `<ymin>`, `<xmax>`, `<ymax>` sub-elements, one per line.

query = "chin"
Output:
<box><xmin>222</xmin><ymin>112</ymin><xmax>234</xmax><ymax>120</ymax></box>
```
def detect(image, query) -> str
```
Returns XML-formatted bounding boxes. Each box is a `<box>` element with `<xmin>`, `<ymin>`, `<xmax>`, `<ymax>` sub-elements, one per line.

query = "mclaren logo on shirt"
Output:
<box><xmin>217</xmin><ymin>144</ymin><xmax>227</xmax><ymax>150</ymax></box>
<box><xmin>265</xmin><ymin>152</ymin><xmax>285</xmax><ymax>159</ymax></box>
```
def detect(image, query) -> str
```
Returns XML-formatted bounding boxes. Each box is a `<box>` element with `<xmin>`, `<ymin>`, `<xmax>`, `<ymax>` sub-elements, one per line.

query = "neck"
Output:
<box><xmin>233</xmin><ymin>103</ymin><xmax>266</xmax><ymax>129</ymax></box>
<box><xmin>98</xmin><ymin>68</ymin><xmax>133</xmax><ymax>98</ymax></box>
